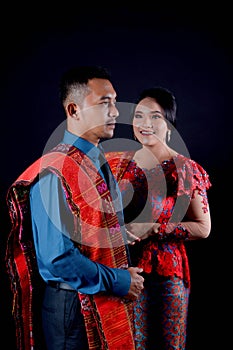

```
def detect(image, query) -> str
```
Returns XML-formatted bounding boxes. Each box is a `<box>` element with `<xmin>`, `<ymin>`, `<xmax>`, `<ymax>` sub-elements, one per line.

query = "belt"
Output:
<box><xmin>47</xmin><ymin>281</ymin><xmax>76</xmax><ymax>292</ymax></box>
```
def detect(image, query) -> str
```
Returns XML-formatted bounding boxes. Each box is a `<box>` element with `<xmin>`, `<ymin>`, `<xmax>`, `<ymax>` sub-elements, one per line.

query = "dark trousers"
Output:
<box><xmin>42</xmin><ymin>284</ymin><xmax>89</xmax><ymax>350</ymax></box>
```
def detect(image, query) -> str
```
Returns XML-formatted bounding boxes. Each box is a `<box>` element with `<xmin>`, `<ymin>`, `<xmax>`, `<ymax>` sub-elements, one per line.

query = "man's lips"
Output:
<box><xmin>106</xmin><ymin>123</ymin><xmax>116</xmax><ymax>128</ymax></box>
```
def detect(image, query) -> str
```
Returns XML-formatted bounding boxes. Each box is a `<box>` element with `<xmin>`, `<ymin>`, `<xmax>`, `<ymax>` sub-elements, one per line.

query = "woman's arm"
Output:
<box><xmin>173</xmin><ymin>189</ymin><xmax>211</xmax><ymax>239</ymax></box>
<box><xmin>126</xmin><ymin>189</ymin><xmax>211</xmax><ymax>242</ymax></box>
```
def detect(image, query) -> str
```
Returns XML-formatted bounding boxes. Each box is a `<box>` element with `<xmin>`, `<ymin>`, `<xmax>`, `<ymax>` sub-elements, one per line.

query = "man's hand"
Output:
<box><xmin>124</xmin><ymin>267</ymin><xmax>144</xmax><ymax>300</ymax></box>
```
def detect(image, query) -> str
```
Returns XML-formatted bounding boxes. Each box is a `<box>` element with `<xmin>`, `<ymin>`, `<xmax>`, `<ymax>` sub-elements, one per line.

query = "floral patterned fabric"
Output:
<box><xmin>108</xmin><ymin>152</ymin><xmax>211</xmax><ymax>289</ymax></box>
<box><xmin>107</xmin><ymin>151</ymin><xmax>211</xmax><ymax>349</ymax></box>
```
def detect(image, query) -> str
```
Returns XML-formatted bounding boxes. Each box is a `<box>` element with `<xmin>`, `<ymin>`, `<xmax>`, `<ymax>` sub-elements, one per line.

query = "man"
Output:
<box><xmin>6</xmin><ymin>66</ymin><xmax>144</xmax><ymax>350</ymax></box>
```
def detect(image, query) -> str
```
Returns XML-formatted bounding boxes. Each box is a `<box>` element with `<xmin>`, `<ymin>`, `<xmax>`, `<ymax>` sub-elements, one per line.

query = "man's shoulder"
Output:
<box><xmin>10</xmin><ymin>144</ymin><xmax>71</xmax><ymax>186</ymax></box>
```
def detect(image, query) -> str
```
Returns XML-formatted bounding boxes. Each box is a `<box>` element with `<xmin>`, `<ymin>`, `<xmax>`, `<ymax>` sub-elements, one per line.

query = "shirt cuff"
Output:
<box><xmin>111</xmin><ymin>268</ymin><xmax>131</xmax><ymax>296</ymax></box>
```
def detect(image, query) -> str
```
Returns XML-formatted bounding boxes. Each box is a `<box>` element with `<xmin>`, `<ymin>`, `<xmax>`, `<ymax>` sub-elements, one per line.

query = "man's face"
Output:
<box><xmin>79</xmin><ymin>78</ymin><xmax>119</xmax><ymax>144</ymax></box>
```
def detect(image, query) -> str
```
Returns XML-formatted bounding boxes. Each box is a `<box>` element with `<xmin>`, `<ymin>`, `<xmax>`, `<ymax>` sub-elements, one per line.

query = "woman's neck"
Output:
<box><xmin>133</xmin><ymin>144</ymin><xmax>178</xmax><ymax>170</ymax></box>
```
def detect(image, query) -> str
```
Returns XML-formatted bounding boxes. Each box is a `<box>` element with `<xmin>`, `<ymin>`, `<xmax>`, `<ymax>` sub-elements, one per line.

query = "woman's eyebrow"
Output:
<box><xmin>135</xmin><ymin>109</ymin><xmax>163</xmax><ymax>114</ymax></box>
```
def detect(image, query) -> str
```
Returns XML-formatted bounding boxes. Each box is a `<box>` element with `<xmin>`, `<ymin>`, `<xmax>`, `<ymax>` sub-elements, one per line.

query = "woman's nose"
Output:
<box><xmin>143</xmin><ymin>118</ymin><xmax>153</xmax><ymax>128</ymax></box>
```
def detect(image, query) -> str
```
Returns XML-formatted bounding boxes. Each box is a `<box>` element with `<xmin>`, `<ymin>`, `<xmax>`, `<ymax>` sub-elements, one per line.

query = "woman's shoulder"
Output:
<box><xmin>174</xmin><ymin>154</ymin><xmax>212</xmax><ymax>191</ymax></box>
<box><xmin>174</xmin><ymin>154</ymin><xmax>209</xmax><ymax>174</ymax></box>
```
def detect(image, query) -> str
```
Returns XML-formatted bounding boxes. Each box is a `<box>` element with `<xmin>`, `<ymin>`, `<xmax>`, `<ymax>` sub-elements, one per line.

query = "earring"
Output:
<box><xmin>167</xmin><ymin>130</ymin><xmax>171</xmax><ymax>143</ymax></box>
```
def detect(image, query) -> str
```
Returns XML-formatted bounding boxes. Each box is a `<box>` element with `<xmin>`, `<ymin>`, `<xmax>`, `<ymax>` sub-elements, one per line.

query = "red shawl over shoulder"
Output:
<box><xmin>6</xmin><ymin>144</ymin><xmax>134</xmax><ymax>350</ymax></box>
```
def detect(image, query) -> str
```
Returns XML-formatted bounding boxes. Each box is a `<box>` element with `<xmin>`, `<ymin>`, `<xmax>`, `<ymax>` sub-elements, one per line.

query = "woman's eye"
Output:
<box><xmin>134</xmin><ymin>114</ymin><xmax>142</xmax><ymax>119</ymax></box>
<box><xmin>151</xmin><ymin>114</ymin><xmax>161</xmax><ymax>119</ymax></box>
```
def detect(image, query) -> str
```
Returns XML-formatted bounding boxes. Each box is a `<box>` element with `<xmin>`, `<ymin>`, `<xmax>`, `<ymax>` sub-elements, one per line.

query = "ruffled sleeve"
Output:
<box><xmin>174</xmin><ymin>155</ymin><xmax>211</xmax><ymax>198</ymax></box>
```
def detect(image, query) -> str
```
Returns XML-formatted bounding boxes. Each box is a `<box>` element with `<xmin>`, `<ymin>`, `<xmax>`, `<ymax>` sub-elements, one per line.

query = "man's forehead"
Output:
<box><xmin>87</xmin><ymin>78</ymin><xmax>117</xmax><ymax>99</ymax></box>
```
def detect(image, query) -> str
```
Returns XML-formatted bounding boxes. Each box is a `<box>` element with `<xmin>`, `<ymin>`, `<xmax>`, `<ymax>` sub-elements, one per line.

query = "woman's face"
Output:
<box><xmin>133</xmin><ymin>97</ymin><xmax>169</xmax><ymax>146</ymax></box>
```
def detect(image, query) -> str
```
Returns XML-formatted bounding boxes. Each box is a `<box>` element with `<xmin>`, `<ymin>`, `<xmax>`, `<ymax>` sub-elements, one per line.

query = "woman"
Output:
<box><xmin>106</xmin><ymin>87</ymin><xmax>211</xmax><ymax>349</ymax></box>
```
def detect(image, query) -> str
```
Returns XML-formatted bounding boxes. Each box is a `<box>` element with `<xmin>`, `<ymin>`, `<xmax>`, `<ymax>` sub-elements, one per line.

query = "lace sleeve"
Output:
<box><xmin>175</xmin><ymin>156</ymin><xmax>212</xmax><ymax>198</ymax></box>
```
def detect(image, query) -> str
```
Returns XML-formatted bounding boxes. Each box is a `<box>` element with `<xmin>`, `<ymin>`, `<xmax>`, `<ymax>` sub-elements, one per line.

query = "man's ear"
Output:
<box><xmin>67</xmin><ymin>103</ymin><xmax>80</xmax><ymax>119</ymax></box>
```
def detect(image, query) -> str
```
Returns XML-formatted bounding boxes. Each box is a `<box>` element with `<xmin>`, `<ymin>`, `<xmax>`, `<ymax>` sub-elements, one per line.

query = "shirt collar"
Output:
<box><xmin>62</xmin><ymin>130</ymin><xmax>100</xmax><ymax>164</ymax></box>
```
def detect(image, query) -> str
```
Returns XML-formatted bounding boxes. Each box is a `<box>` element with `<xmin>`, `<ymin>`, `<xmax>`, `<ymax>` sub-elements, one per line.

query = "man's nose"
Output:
<box><xmin>109</xmin><ymin>104</ymin><xmax>119</xmax><ymax>118</ymax></box>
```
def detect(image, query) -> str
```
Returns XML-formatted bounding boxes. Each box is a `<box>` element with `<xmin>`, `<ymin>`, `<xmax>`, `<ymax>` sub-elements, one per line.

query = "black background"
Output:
<box><xmin>1</xmin><ymin>3</ymin><xmax>231</xmax><ymax>349</ymax></box>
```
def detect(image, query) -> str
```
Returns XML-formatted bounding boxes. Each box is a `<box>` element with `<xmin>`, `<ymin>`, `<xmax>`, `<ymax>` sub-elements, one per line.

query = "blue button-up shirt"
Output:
<box><xmin>29</xmin><ymin>130</ymin><xmax>130</xmax><ymax>295</ymax></box>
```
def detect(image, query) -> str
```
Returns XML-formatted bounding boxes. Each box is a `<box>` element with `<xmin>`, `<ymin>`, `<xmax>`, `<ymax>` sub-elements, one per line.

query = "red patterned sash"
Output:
<box><xmin>6</xmin><ymin>145</ymin><xmax>135</xmax><ymax>350</ymax></box>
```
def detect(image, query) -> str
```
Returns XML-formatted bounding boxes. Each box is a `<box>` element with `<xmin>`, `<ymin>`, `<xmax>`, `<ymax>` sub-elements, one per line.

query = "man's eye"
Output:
<box><xmin>99</xmin><ymin>101</ymin><xmax>109</xmax><ymax>108</ymax></box>
<box><xmin>134</xmin><ymin>114</ymin><xmax>142</xmax><ymax>118</ymax></box>
<box><xmin>101</xmin><ymin>100</ymin><xmax>114</xmax><ymax>106</ymax></box>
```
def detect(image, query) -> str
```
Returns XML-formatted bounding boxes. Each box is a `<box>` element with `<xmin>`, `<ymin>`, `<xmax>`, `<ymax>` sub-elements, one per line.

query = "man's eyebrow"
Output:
<box><xmin>100</xmin><ymin>96</ymin><xmax>110</xmax><ymax>100</ymax></box>
<box><xmin>99</xmin><ymin>95</ymin><xmax>116</xmax><ymax>101</ymax></box>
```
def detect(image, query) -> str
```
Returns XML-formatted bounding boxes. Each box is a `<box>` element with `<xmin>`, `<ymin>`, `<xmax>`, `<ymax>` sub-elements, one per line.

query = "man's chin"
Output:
<box><xmin>103</xmin><ymin>130</ymin><xmax>114</xmax><ymax>139</ymax></box>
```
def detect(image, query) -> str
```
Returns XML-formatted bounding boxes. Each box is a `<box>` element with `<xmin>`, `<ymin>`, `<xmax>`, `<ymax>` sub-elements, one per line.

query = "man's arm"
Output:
<box><xmin>30</xmin><ymin>172</ymin><xmax>143</xmax><ymax>298</ymax></box>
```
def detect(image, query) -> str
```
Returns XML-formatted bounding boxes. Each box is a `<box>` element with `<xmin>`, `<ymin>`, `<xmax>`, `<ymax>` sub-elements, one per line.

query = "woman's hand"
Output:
<box><xmin>126</xmin><ymin>222</ymin><xmax>161</xmax><ymax>243</ymax></box>
<box><xmin>125</xmin><ymin>228</ymin><xmax>141</xmax><ymax>245</ymax></box>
